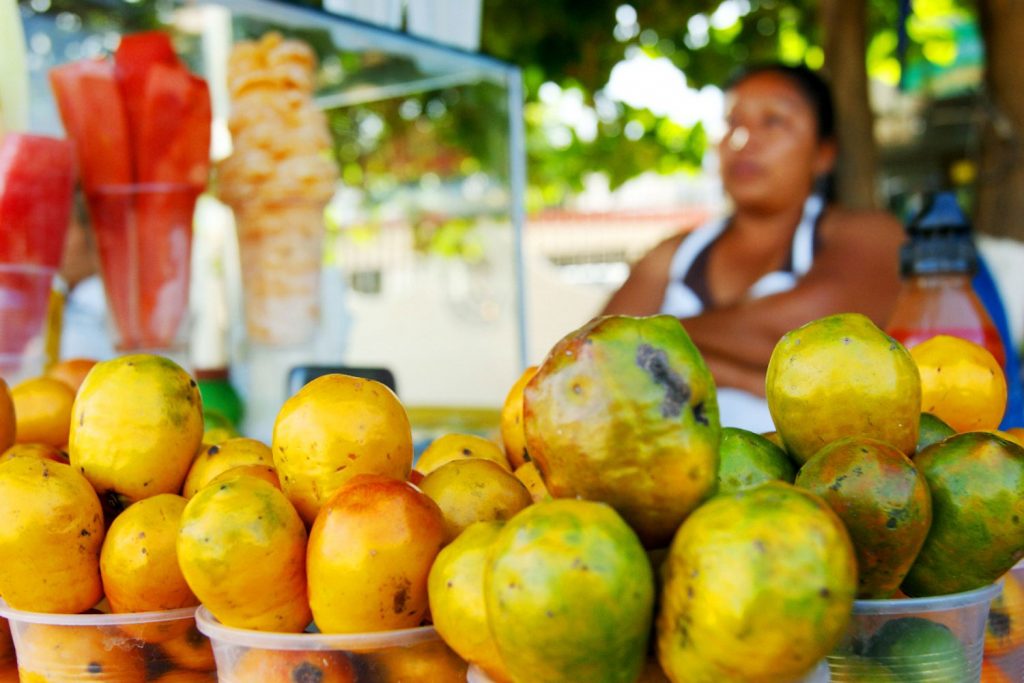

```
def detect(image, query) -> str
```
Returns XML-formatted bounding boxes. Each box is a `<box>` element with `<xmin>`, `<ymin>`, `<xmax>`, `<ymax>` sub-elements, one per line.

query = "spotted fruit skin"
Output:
<box><xmin>485</xmin><ymin>499</ymin><xmax>654</xmax><ymax>683</ymax></box>
<box><xmin>904</xmin><ymin>431</ymin><xmax>1024</xmax><ymax>596</ymax></box>
<box><xmin>656</xmin><ymin>482</ymin><xmax>857</xmax><ymax>683</ymax></box>
<box><xmin>766</xmin><ymin>313</ymin><xmax>920</xmax><ymax>464</ymax></box>
<box><xmin>524</xmin><ymin>315</ymin><xmax>720</xmax><ymax>547</ymax></box>
<box><xmin>795</xmin><ymin>436</ymin><xmax>932</xmax><ymax>598</ymax></box>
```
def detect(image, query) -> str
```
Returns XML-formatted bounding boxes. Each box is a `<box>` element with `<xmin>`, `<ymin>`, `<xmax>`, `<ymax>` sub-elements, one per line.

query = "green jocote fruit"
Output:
<box><xmin>523</xmin><ymin>314</ymin><xmax>720</xmax><ymax>547</ymax></box>
<box><xmin>795</xmin><ymin>436</ymin><xmax>932</xmax><ymax>598</ymax></box>
<box><xmin>903</xmin><ymin>431</ymin><xmax>1024</xmax><ymax>596</ymax></box>
<box><xmin>717</xmin><ymin>427</ymin><xmax>795</xmax><ymax>496</ymax></box>
<box><xmin>656</xmin><ymin>482</ymin><xmax>857</xmax><ymax>683</ymax></box>
<box><xmin>485</xmin><ymin>499</ymin><xmax>654</xmax><ymax>683</ymax></box>
<box><xmin>766</xmin><ymin>313</ymin><xmax>920</xmax><ymax>465</ymax></box>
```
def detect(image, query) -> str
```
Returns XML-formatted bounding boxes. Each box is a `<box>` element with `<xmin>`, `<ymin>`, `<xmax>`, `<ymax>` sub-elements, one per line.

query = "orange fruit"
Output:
<box><xmin>981</xmin><ymin>658</ymin><xmax>1013</xmax><ymax>683</ymax></box>
<box><xmin>11</xmin><ymin>376</ymin><xmax>75</xmax><ymax>447</ymax></box>
<box><xmin>0</xmin><ymin>378</ymin><xmax>13</xmax><ymax>453</ymax></box>
<box><xmin>419</xmin><ymin>459</ymin><xmax>532</xmax><ymax>542</ymax></box>
<box><xmin>15</xmin><ymin>622</ymin><xmax>147</xmax><ymax>681</ymax></box>
<box><xmin>46</xmin><ymin>357</ymin><xmax>98</xmax><ymax>394</ymax></box>
<box><xmin>307</xmin><ymin>474</ymin><xmax>445</xmax><ymax>634</ymax></box>
<box><xmin>181</xmin><ymin>437</ymin><xmax>273</xmax><ymax>498</ymax></box>
<box><xmin>985</xmin><ymin>569</ymin><xmax>1024</xmax><ymax>656</ymax></box>
<box><xmin>911</xmin><ymin>335</ymin><xmax>1007</xmax><ymax>432</ymax></box>
<box><xmin>415</xmin><ymin>433</ymin><xmax>510</xmax><ymax>476</ymax></box>
<box><xmin>0</xmin><ymin>442</ymin><xmax>69</xmax><ymax>465</ymax></box>
<box><xmin>272</xmin><ymin>374</ymin><xmax>413</xmax><ymax>525</ymax></box>
<box><xmin>101</xmin><ymin>494</ymin><xmax>198</xmax><ymax>613</ymax></box>
<box><xmin>206</xmin><ymin>464</ymin><xmax>281</xmax><ymax>491</ymax></box>
<box><xmin>232</xmin><ymin>649</ymin><xmax>356</xmax><ymax>682</ymax></box>
<box><xmin>500</xmin><ymin>366</ymin><xmax>538</xmax><ymax>469</ymax></box>
<box><xmin>159</xmin><ymin>621</ymin><xmax>215</xmax><ymax>672</ymax></box>
<box><xmin>69</xmin><ymin>354</ymin><xmax>204</xmax><ymax>505</ymax></box>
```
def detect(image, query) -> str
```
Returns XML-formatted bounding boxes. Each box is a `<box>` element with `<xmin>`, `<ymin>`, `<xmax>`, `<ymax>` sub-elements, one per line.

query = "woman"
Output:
<box><xmin>602</xmin><ymin>63</ymin><xmax>904</xmax><ymax>431</ymax></box>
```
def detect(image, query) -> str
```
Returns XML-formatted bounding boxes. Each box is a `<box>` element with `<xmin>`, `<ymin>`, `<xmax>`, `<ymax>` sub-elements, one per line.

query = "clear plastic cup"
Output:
<box><xmin>0</xmin><ymin>600</ymin><xmax>215</xmax><ymax>681</ymax></box>
<box><xmin>231</xmin><ymin>198</ymin><xmax>327</xmax><ymax>347</ymax></box>
<box><xmin>196</xmin><ymin>605</ymin><xmax>467</xmax><ymax>681</ymax></box>
<box><xmin>85</xmin><ymin>183</ymin><xmax>201</xmax><ymax>353</ymax></box>
<box><xmin>984</xmin><ymin>560</ymin><xmax>1024</xmax><ymax>680</ymax></box>
<box><xmin>827</xmin><ymin>583</ymin><xmax>1001</xmax><ymax>681</ymax></box>
<box><xmin>0</xmin><ymin>263</ymin><xmax>55</xmax><ymax>382</ymax></box>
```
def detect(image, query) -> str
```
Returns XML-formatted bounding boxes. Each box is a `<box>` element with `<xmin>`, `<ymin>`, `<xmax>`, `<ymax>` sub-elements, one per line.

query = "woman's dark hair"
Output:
<box><xmin>725</xmin><ymin>63</ymin><xmax>836</xmax><ymax>142</ymax></box>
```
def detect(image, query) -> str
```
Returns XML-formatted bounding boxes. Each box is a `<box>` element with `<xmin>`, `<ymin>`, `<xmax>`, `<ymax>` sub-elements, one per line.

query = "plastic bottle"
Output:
<box><xmin>885</xmin><ymin>191</ymin><xmax>1007</xmax><ymax>368</ymax></box>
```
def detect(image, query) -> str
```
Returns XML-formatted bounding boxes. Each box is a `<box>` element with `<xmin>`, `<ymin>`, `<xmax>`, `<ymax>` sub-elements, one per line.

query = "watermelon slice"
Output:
<box><xmin>0</xmin><ymin>133</ymin><xmax>75</xmax><ymax>268</ymax></box>
<box><xmin>136</xmin><ymin>64</ymin><xmax>212</xmax><ymax>186</ymax></box>
<box><xmin>114</xmin><ymin>31</ymin><xmax>181</xmax><ymax>181</ymax></box>
<box><xmin>49</xmin><ymin>58</ymin><xmax>132</xmax><ymax>191</ymax></box>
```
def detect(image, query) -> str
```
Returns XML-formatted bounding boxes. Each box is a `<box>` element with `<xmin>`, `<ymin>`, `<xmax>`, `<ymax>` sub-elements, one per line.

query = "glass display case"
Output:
<box><xmin>17</xmin><ymin>0</ymin><xmax>527</xmax><ymax>439</ymax></box>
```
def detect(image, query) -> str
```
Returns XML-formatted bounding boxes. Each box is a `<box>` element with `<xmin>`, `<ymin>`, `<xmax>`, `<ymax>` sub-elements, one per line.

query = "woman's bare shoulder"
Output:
<box><xmin>821</xmin><ymin>205</ymin><xmax>904</xmax><ymax>236</ymax></box>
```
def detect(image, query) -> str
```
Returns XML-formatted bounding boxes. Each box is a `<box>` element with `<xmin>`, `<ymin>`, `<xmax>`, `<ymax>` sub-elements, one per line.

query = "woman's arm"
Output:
<box><xmin>601</xmin><ymin>233</ymin><xmax>684</xmax><ymax>317</ymax></box>
<box><xmin>680</xmin><ymin>209</ymin><xmax>904</xmax><ymax>393</ymax></box>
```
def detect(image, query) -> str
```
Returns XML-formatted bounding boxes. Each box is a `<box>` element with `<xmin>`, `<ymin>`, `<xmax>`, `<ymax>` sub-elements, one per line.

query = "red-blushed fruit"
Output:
<box><xmin>307</xmin><ymin>474</ymin><xmax>447</xmax><ymax>634</ymax></box>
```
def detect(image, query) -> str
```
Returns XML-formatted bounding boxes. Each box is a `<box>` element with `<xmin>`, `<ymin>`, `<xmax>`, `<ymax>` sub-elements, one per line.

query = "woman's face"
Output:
<box><xmin>718</xmin><ymin>71</ymin><xmax>835</xmax><ymax>213</ymax></box>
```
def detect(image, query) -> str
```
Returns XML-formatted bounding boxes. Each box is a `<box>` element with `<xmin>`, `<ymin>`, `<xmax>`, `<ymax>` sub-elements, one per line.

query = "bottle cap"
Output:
<box><xmin>901</xmin><ymin>191</ymin><xmax>978</xmax><ymax>276</ymax></box>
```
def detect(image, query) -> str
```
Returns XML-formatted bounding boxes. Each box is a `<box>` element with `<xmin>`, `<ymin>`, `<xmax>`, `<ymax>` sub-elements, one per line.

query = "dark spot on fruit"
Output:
<box><xmin>1014</xmin><ymin>516</ymin><xmax>1021</xmax><ymax>525</ymax></box>
<box><xmin>687</xmin><ymin>586</ymin><xmax>694</xmax><ymax>598</ymax></box>
<box><xmin>292</xmin><ymin>662</ymin><xmax>325</xmax><ymax>683</ymax></box>
<box><xmin>348</xmin><ymin>453</ymin><xmax>358</xmax><ymax>460</ymax></box>
<box><xmin>335</xmin><ymin>465</ymin><xmax>346</xmax><ymax>472</ymax></box>
<box><xmin>546</xmin><ymin>610</ymin><xmax>554</xmax><ymax>618</ymax></box>
<box><xmin>886</xmin><ymin>517</ymin><xmax>898</xmax><ymax>529</ymax></box>
<box><xmin>572</xmin><ymin>383</ymin><xmax>583</xmax><ymax>395</ymax></box>
<box><xmin>189</xmin><ymin>379</ymin><xmax>197</xmax><ymax>388</ymax></box>
<box><xmin>990</xmin><ymin>610</ymin><xmax>1012</xmax><ymax>637</ymax></box>
<box><xmin>446</xmin><ymin>581</ymin><xmax>453</xmax><ymax>588</ymax></box>
<box><xmin>753</xmin><ymin>540</ymin><xmax>766</xmax><ymax>553</ymax></box>
<box><xmin>820</xmin><ymin>588</ymin><xmax>831</xmax><ymax>598</ymax></box>
<box><xmin>208</xmin><ymin>445</ymin><xmax>220</xmax><ymax>456</ymax></box>
<box><xmin>636</xmin><ymin>344</ymin><xmax>690</xmax><ymax>418</ymax></box>
<box><xmin>890</xmin><ymin>343</ymin><xmax>898</xmax><ymax>351</ymax></box>
<box><xmin>462</xmin><ymin>448</ymin><xmax>472</xmax><ymax>456</ymax></box>
<box><xmin>141</xmin><ymin>547</ymin><xmax>148</xmax><ymax>555</ymax></box>
<box><xmin>79</xmin><ymin>412</ymin><xmax>85</xmax><ymax>426</ymax></box>
<box><xmin>393</xmin><ymin>582</ymin><xmax>410</xmax><ymax>613</ymax></box>
<box><xmin>87</xmin><ymin>662</ymin><xmax>103</xmax><ymax>674</ymax></box>
<box><xmin>692</xmin><ymin>401</ymin><xmax>708</xmax><ymax>426</ymax></box>
<box><xmin>829</xmin><ymin>475</ymin><xmax>846</xmax><ymax>492</ymax></box>
<box><xmin>80</xmin><ymin>529</ymin><xmax>90</xmax><ymax>537</ymax></box>
<box><xmin>842</xmin><ymin>337</ymin><xmax>851</xmax><ymax>345</ymax></box>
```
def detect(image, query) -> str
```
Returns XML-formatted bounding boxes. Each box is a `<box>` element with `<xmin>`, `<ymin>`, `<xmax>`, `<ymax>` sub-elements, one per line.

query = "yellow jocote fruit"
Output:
<box><xmin>0</xmin><ymin>457</ymin><xmax>104</xmax><ymax>613</ymax></box>
<box><xmin>307</xmin><ymin>474</ymin><xmax>446</xmax><ymax>634</ymax></box>
<box><xmin>910</xmin><ymin>334</ymin><xmax>1008</xmax><ymax>433</ymax></box>
<box><xmin>100</xmin><ymin>493</ymin><xmax>197</xmax><ymax>613</ymax></box>
<box><xmin>500</xmin><ymin>365</ymin><xmax>538</xmax><ymax>469</ymax></box>
<box><xmin>11</xmin><ymin>376</ymin><xmax>75</xmax><ymax>447</ymax></box>
<box><xmin>181</xmin><ymin>437</ymin><xmax>273</xmax><ymax>498</ymax></box>
<box><xmin>414</xmin><ymin>433</ymin><xmax>510</xmax><ymax>475</ymax></box>
<box><xmin>177</xmin><ymin>475</ymin><xmax>311</xmax><ymax>632</ymax></box>
<box><xmin>419</xmin><ymin>459</ymin><xmax>531</xmax><ymax>542</ymax></box>
<box><xmin>428</xmin><ymin>520</ymin><xmax>511</xmax><ymax>682</ymax></box>
<box><xmin>272</xmin><ymin>374</ymin><xmax>412</xmax><ymax>525</ymax></box>
<box><xmin>69</xmin><ymin>354</ymin><xmax>203</xmax><ymax>504</ymax></box>
<box><xmin>766</xmin><ymin>313</ymin><xmax>921</xmax><ymax>464</ymax></box>
<box><xmin>656</xmin><ymin>482</ymin><xmax>857</xmax><ymax>683</ymax></box>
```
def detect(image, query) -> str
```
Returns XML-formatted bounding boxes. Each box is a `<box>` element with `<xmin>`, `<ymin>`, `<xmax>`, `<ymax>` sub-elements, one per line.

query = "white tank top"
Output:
<box><xmin>659</xmin><ymin>194</ymin><xmax>826</xmax><ymax>432</ymax></box>
<box><xmin>660</xmin><ymin>194</ymin><xmax>825</xmax><ymax>318</ymax></box>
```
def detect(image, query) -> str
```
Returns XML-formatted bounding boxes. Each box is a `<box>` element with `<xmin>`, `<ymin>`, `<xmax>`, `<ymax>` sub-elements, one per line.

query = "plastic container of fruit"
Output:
<box><xmin>195</xmin><ymin>605</ymin><xmax>467</xmax><ymax>681</ymax></box>
<box><xmin>0</xmin><ymin>599</ymin><xmax>216</xmax><ymax>680</ymax></box>
<box><xmin>826</xmin><ymin>582</ymin><xmax>1001</xmax><ymax>681</ymax></box>
<box><xmin>983</xmin><ymin>560</ymin><xmax>1024</xmax><ymax>681</ymax></box>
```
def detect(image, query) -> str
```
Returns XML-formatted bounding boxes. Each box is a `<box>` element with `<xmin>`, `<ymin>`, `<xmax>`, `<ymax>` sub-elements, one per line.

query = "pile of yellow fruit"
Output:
<box><xmin>0</xmin><ymin>310</ymin><xmax>1021</xmax><ymax>683</ymax></box>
